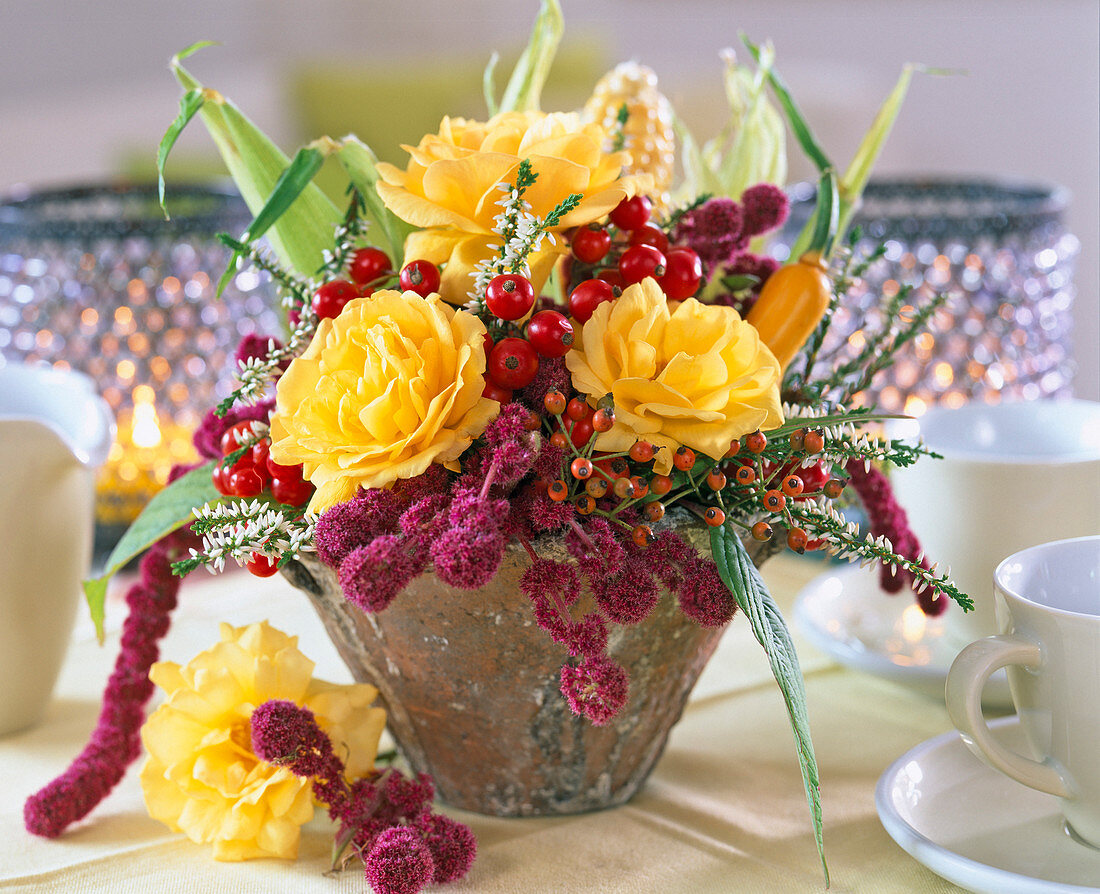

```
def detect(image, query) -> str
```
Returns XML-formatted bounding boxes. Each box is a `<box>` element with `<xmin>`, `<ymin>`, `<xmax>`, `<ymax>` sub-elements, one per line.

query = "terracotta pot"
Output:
<box><xmin>282</xmin><ymin>524</ymin><xmax>773</xmax><ymax>817</ymax></box>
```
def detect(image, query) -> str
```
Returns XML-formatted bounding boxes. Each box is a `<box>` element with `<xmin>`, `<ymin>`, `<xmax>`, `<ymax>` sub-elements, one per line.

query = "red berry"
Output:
<box><xmin>586</xmin><ymin>477</ymin><xmax>609</xmax><ymax>498</ymax></box>
<box><xmin>568</xmin><ymin>417</ymin><xmax>594</xmax><ymax>448</ymax></box>
<box><xmin>787</xmin><ymin>527</ymin><xmax>810</xmax><ymax>553</ymax></box>
<box><xmin>575</xmin><ymin>494</ymin><xmax>596</xmax><ymax>515</ymax></box>
<box><xmin>571</xmin><ymin>225</ymin><xmax>612</xmax><ymax>264</ymax></box>
<box><xmin>247</xmin><ymin>553</ymin><xmax>281</xmax><ymax>578</ymax></box>
<box><xmin>803</xmin><ymin>430</ymin><xmax>825</xmax><ymax>454</ymax></box>
<box><xmin>228</xmin><ymin>467</ymin><xmax>264</xmax><ymax>498</ymax></box>
<box><xmin>704</xmin><ymin>507</ymin><xmax>726</xmax><ymax>527</ymax></box>
<box><xmin>752</xmin><ymin>521</ymin><xmax>773</xmax><ymax>541</ymax></box>
<box><xmin>488</xmin><ymin>337</ymin><xmax>539</xmax><ymax>389</ymax></box>
<box><xmin>548</xmin><ymin>480</ymin><xmax>569</xmax><ymax>502</ymax></box>
<box><xmin>544</xmin><ymin>389</ymin><xmax>567</xmax><ymax>415</ymax></box>
<box><xmin>267</xmin><ymin>454</ymin><xmax>299</xmax><ymax>479</ymax></box>
<box><xmin>659</xmin><ymin>248</ymin><xmax>703</xmax><ymax>300</ymax></box>
<box><xmin>595</xmin><ymin>268</ymin><xmax>624</xmax><ymax>289</ymax></box>
<box><xmin>628</xmin><ymin>223</ymin><xmax>669</xmax><ymax>254</ymax></box>
<box><xmin>631</xmin><ymin>524</ymin><xmax>653</xmax><ymax>547</ymax></box>
<box><xmin>618</xmin><ymin>244</ymin><xmax>666</xmax><ymax>285</ymax></box>
<box><xmin>594</xmin><ymin>456</ymin><xmax>630</xmax><ymax>481</ymax></box>
<box><xmin>566</xmin><ymin>398</ymin><xmax>590</xmax><ymax>421</ymax></box>
<box><xmin>613</xmin><ymin>477</ymin><xmax>636</xmax><ymax>500</ymax></box>
<box><xmin>706</xmin><ymin>468</ymin><xmax>728</xmax><ymax>490</ymax></box>
<box><xmin>220</xmin><ymin>420</ymin><xmax>260</xmax><ymax>455</ymax></box>
<box><xmin>481</xmin><ymin>379</ymin><xmax>513</xmax><ymax>403</ymax></box>
<box><xmin>629</xmin><ymin>475</ymin><xmax>649</xmax><ymax>498</ymax></box>
<box><xmin>629</xmin><ymin>441</ymin><xmax>655</xmax><ymax>462</ymax></box>
<box><xmin>782</xmin><ymin>474</ymin><xmax>805</xmax><ymax>497</ymax></box>
<box><xmin>212</xmin><ymin>463</ymin><xmax>232</xmax><ymax>495</ymax></box>
<box><xmin>735</xmin><ymin>465</ymin><xmax>756</xmax><ymax>485</ymax></box>
<box><xmin>527</xmin><ymin>310</ymin><xmax>574</xmax><ymax>357</ymax></box>
<box><xmin>788</xmin><ymin>428</ymin><xmax>807</xmax><ymax>451</ymax></box>
<box><xmin>725</xmin><ymin>440</ymin><xmax>742</xmax><ymax>459</ymax></box>
<box><xmin>823</xmin><ymin>478</ymin><xmax>846</xmax><ymax>499</ymax></box>
<box><xmin>650</xmin><ymin>475</ymin><xmax>673</xmax><ymax>496</ymax></box>
<box><xmin>550</xmin><ymin>431</ymin><xmax>569</xmax><ymax>449</ymax></box>
<box><xmin>592</xmin><ymin>407</ymin><xmax>615</xmax><ymax>432</ymax></box>
<box><xmin>643</xmin><ymin>500</ymin><xmax>665</xmax><ymax>522</ymax></box>
<box><xmin>485</xmin><ymin>274</ymin><xmax>536</xmax><ymax>321</ymax></box>
<box><xmin>398</xmin><ymin>259</ymin><xmax>440</xmax><ymax>297</ymax></box>
<box><xmin>348</xmin><ymin>247</ymin><xmax>391</xmax><ymax>286</ymax></box>
<box><xmin>568</xmin><ymin>278</ymin><xmax>617</xmax><ymax>323</ymax></box>
<box><xmin>609</xmin><ymin>195</ymin><xmax>653</xmax><ymax>231</ymax></box>
<box><xmin>571</xmin><ymin>457</ymin><xmax>594</xmax><ymax>480</ymax></box>
<box><xmin>764</xmin><ymin>489</ymin><xmax>786</xmax><ymax>512</ymax></box>
<box><xmin>312</xmin><ymin>279</ymin><xmax>360</xmax><ymax>319</ymax></box>
<box><xmin>272</xmin><ymin>474</ymin><xmax>313</xmax><ymax>506</ymax></box>
<box><xmin>746</xmin><ymin>430</ymin><xmax>767</xmax><ymax>454</ymax></box>
<box><xmin>672</xmin><ymin>445</ymin><xmax>696</xmax><ymax>471</ymax></box>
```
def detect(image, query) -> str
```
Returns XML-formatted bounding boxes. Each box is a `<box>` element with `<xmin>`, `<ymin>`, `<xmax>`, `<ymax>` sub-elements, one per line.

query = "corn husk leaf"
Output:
<box><xmin>483</xmin><ymin>51</ymin><xmax>501</xmax><ymax>117</ymax></box>
<box><xmin>336</xmin><ymin>135</ymin><xmax>414</xmax><ymax>262</ymax></box>
<box><xmin>170</xmin><ymin>43</ymin><xmax>341</xmax><ymax>278</ymax></box>
<box><xmin>497</xmin><ymin>0</ymin><xmax>563</xmax><ymax>113</ymax></box>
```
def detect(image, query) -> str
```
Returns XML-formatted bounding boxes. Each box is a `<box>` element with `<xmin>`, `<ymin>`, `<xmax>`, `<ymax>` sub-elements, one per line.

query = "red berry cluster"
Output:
<box><xmin>210</xmin><ymin>420</ymin><xmax>315</xmax><ymax>576</ymax></box>
<box><xmin>567</xmin><ymin>195</ymin><xmax>703</xmax><ymax>323</ymax></box>
<box><xmin>311</xmin><ymin>246</ymin><xmax>443</xmax><ymax>321</ymax></box>
<box><xmin>481</xmin><ymin>273</ymin><xmax>574</xmax><ymax>403</ymax></box>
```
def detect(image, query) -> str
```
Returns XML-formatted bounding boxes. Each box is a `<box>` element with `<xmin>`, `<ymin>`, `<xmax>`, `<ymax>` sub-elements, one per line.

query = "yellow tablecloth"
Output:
<box><xmin>0</xmin><ymin>554</ymin><xmax>967</xmax><ymax>893</ymax></box>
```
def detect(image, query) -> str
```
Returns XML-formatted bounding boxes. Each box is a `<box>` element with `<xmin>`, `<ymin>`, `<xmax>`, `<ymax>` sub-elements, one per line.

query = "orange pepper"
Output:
<box><xmin>746</xmin><ymin>251</ymin><xmax>831</xmax><ymax>370</ymax></box>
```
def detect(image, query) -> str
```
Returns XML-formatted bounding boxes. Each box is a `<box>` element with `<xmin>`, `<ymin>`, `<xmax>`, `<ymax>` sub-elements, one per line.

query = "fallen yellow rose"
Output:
<box><xmin>565</xmin><ymin>277</ymin><xmax>783</xmax><ymax>472</ymax></box>
<box><xmin>139</xmin><ymin>621</ymin><xmax>385</xmax><ymax>861</ymax></box>
<box><xmin>269</xmin><ymin>289</ymin><xmax>499</xmax><ymax>513</ymax></box>
<box><xmin>376</xmin><ymin>111</ymin><xmax>650</xmax><ymax>303</ymax></box>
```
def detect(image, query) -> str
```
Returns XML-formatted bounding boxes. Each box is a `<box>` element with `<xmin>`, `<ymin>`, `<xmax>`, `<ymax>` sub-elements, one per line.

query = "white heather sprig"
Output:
<box><xmin>174</xmin><ymin>500</ymin><xmax>317</xmax><ymax>575</ymax></box>
<box><xmin>466</xmin><ymin>159</ymin><xmax>581</xmax><ymax>310</ymax></box>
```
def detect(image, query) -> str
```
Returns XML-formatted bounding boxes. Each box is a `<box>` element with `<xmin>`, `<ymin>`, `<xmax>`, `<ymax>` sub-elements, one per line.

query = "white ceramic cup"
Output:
<box><xmin>0</xmin><ymin>363</ymin><xmax>113</xmax><ymax>736</ymax></box>
<box><xmin>890</xmin><ymin>399</ymin><xmax>1100</xmax><ymax>644</ymax></box>
<box><xmin>946</xmin><ymin>536</ymin><xmax>1100</xmax><ymax>848</ymax></box>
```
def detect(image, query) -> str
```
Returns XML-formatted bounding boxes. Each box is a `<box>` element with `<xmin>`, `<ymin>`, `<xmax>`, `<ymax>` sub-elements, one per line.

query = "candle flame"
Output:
<box><xmin>131</xmin><ymin>386</ymin><xmax>163</xmax><ymax>449</ymax></box>
<box><xmin>899</xmin><ymin>603</ymin><xmax>928</xmax><ymax>644</ymax></box>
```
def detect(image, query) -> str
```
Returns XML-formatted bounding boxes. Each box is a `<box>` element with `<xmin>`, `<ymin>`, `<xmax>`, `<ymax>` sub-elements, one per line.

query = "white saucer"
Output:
<box><xmin>793</xmin><ymin>564</ymin><xmax>1012</xmax><ymax>707</ymax></box>
<box><xmin>877</xmin><ymin>716</ymin><xmax>1100</xmax><ymax>893</ymax></box>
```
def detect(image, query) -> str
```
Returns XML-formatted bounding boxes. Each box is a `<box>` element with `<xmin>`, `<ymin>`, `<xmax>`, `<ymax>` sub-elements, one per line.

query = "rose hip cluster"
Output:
<box><xmin>250</xmin><ymin>700</ymin><xmax>475</xmax><ymax>894</ymax></box>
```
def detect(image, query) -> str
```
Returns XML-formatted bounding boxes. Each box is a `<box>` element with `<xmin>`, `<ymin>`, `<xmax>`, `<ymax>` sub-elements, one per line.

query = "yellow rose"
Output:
<box><xmin>565</xmin><ymin>277</ymin><xmax>784</xmax><ymax>472</ymax></box>
<box><xmin>269</xmin><ymin>290</ymin><xmax>499</xmax><ymax>513</ymax></box>
<box><xmin>376</xmin><ymin>111</ymin><xmax>650</xmax><ymax>303</ymax></box>
<box><xmin>139</xmin><ymin>621</ymin><xmax>385</xmax><ymax>861</ymax></box>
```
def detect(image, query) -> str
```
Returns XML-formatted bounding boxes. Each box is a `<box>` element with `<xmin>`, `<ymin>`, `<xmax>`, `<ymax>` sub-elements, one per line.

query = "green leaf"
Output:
<box><xmin>336</xmin><ymin>136</ymin><xmax>413</xmax><ymax>262</ymax></box>
<box><xmin>483</xmin><ymin>50</ymin><xmax>501</xmax><ymax>117</ymax></box>
<box><xmin>170</xmin><ymin>46</ymin><xmax>342</xmax><ymax>278</ymax></box>
<box><xmin>710</xmin><ymin>524</ymin><xmax>828</xmax><ymax>886</ymax></box>
<box><xmin>157</xmin><ymin>88</ymin><xmax>205</xmax><ymax>217</ymax></box>
<box><xmin>498</xmin><ymin>0</ymin><xmax>563</xmax><ymax>113</ymax></box>
<box><xmin>83</xmin><ymin>461</ymin><xmax>218</xmax><ymax>644</ymax></box>
<box><xmin>742</xmin><ymin>34</ymin><xmax>831</xmax><ymax>174</ymax></box>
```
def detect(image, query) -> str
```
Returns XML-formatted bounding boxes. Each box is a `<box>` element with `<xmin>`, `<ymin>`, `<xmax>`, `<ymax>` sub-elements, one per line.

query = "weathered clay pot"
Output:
<box><xmin>282</xmin><ymin>523</ymin><xmax>772</xmax><ymax>817</ymax></box>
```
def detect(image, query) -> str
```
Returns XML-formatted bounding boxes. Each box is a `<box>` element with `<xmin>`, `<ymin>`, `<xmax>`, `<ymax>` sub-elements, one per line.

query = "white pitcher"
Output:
<box><xmin>0</xmin><ymin>362</ymin><xmax>114</xmax><ymax>735</ymax></box>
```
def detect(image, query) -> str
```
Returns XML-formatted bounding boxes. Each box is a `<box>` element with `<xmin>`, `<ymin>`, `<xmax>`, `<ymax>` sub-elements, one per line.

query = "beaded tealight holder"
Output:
<box><xmin>0</xmin><ymin>183</ymin><xmax>281</xmax><ymax>533</ymax></box>
<box><xmin>778</xmin><ymin>178</ymin><xmax>1077</xmax><ymax>413</ymax></box>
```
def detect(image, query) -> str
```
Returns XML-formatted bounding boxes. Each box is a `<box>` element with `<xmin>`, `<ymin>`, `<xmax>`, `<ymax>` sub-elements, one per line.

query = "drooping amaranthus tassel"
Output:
<box><xmin>24</xmin><ymin>514</ymin><xmax>199</xmax><ymax>837</ymax></box>
<box><xmin>845</xmin><ymin>458</ymin><xmax>946</xmax><ymax>615</ymax></box>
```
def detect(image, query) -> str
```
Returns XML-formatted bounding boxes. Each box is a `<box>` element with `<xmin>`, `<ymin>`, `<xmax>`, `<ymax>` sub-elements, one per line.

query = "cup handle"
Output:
<box><xmin>945</xmin><ymin>635</ymin><xmax>1073</xmax><ymax>799</ymax></box>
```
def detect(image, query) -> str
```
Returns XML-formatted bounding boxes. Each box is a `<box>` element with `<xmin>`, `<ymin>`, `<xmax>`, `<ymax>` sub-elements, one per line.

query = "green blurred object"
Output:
<box><xmin>289</xmin><ymin>39</ymin><xmax>608</xmax><ymax>204</ymax></box>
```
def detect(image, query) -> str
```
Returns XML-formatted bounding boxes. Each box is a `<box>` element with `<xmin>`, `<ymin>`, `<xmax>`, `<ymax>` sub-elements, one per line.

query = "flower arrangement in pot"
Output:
<box><xmin>25</xmin><ymin>2</ymin><xmax>970</xmax><ymax>890</ymax></box>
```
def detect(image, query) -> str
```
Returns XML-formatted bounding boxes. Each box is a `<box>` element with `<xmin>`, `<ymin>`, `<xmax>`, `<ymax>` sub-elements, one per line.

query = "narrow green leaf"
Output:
<box><xmin>336</xmin><ymin>136</ymin><xmax>413</xmax><ymax>262</ymax></box>
<box><xmin>498</xmin><ymin>0</ymin><xmax>564</xmax><ymax>113</ymax></box>
<box><xmin>172</xmin><ymin>39</ymin><xmax>219</xmax><ymax>66</ymax></box>
<box><xmin>157</xmin><ymin>88</ymin><xmax>205</xmax><ymax>218</ymax></box>
<box><xmin>835</xmin><ymin>65</ymin><xmax>915</xmax><ymax>240</ymax></box>
<box><xmin>711</xmin><ymin>524</ymin><xmax>828</xmax><ymax>886</ymax></box>
<box><xmin>742</xmin><ymin>33</ymin><xmax>832</xmax><ymax>174</ymax></box>
<box><xmin>83</xmin><ymin>462</ymin><xmax>218</xmax><ymax>644</ymax></box>
<box><xmin>483</xmin><ymin>50</ymin><xmax>500</xmax><ymax>117</ymax></box>
<box><xmin>170</xmin><ymin>47</ymin><xmax>342</xmax><ymax>278</ymax></box>
<box><xmin>242</xmin><ymin>146</ymin><xmax>326</xmax><ymax>244</ymax></box>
